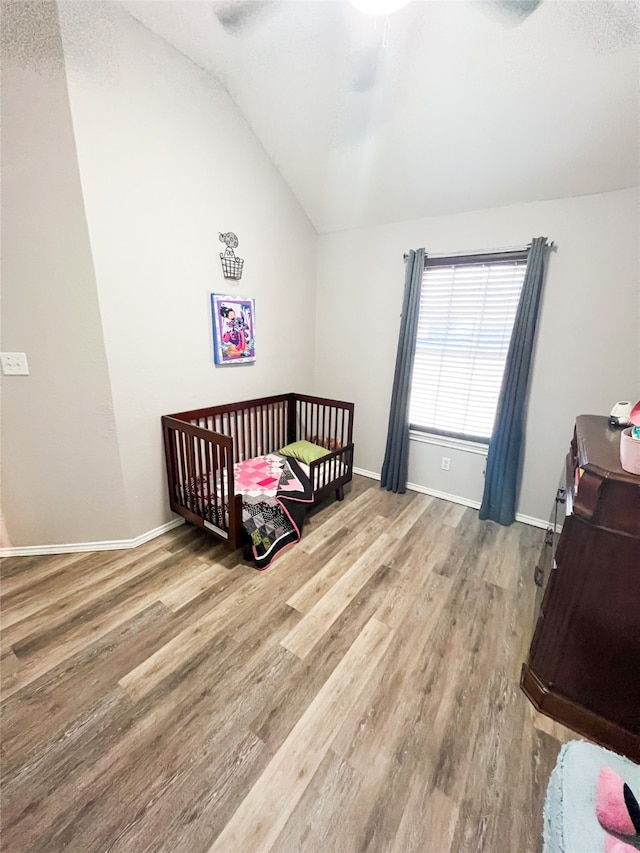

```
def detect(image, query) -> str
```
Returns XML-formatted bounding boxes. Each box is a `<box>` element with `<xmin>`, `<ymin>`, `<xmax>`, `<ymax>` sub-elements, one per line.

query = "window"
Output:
<box><xmin>409</xmin><ymin>251</ymin><xmax>528</xmax><ymax>442</ymax></box>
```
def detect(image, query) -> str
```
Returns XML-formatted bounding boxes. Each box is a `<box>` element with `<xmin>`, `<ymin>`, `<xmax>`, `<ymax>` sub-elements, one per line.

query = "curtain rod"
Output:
<box><xmin>403</xmin><ymin>241</ymin><xmax>555</xmax><ymax>261</ymax></box>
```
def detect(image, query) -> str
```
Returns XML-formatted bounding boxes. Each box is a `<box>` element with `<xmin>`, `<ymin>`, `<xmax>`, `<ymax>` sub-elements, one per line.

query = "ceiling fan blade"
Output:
<box><xmin>213</xmin><ymin>1</ymin><xmax>274</xmax><ymax>35</ymax></box>
<box><xmin>348</xmin><ymin>22</ymin><xmax>385</xmax><ymax>93</ymax></box>
<box><xmin>350</xmin><ymin>47</ymin><xmax>380</xmax><ymax>92</ymax></box>
<box><xmin>475</xmin><ymin>0</ymin><xmax>542</xmax><ymax>27</ymax></box>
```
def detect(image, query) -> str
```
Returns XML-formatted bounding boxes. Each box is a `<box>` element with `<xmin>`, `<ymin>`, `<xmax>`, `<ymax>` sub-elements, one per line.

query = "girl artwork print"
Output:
<box><xmin>211</xmin><ymin>294</ymin><xmax>256</xmax><ymax>365</ymax></box>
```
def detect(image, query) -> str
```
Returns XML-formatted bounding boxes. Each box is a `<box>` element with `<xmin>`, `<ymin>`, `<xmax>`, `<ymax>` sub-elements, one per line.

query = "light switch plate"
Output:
<box><xmin>1</xmin><ymin>352</ymin><xmax>29</xmax><ymax>375</ymax></box>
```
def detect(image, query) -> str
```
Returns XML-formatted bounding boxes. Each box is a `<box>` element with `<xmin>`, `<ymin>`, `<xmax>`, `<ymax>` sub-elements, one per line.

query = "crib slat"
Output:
<box><xmin>197</xmin><ymin>436</ymin><xmax>205</xmax><ymax>517</ymax></box>
<box><xmin>251</xmin><ymin>407</ymin><xmax>258</xmax><ymax>458</ymax></box>
<box><xmin>216</xmin><ymin>442</ymin><xmax>224</xmax><ymax>531</ymax></box>
<box><xmin>265</xmin><ymin>405</ymin><xmax>270</xmax><ymax>453</ymax></box>
<box><xmin>185</xmin><ymin>433</ymin><xmax>196</xmax><ymax>514</ymax></box>
<box><xmin>203</xmin><ymin>438</ymin><xmax>212</xmax><ymax>522</ymax></box>
<box><xmin>179</xmin><ymin>431</ymin><xmax>189</xmax><ymax>510</ymax></box>
<box><xmin>233</xmin><ymin>411</ymin><xmax>237</xmax><ymax>460</ymax></box>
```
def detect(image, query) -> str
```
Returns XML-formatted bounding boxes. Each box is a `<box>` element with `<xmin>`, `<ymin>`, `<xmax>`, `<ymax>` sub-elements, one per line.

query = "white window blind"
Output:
<box><xmin>409</xmin><ymin>257</ymin><xmax>527</xmax><ymax>441</ymax></box>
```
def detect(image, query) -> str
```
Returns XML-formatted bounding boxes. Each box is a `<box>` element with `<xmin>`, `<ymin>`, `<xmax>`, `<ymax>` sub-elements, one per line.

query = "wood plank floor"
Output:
<box><xmin>0</xmin><ymin>477</ymin><xmax>573</xmax><ymax>852</ymax></box>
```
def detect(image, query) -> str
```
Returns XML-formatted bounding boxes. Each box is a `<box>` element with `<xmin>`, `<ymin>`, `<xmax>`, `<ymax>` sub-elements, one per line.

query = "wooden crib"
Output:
<box><xmin>162</xmin><ymin>393</ymin><xmax>354</xmax><ymax>549</ymax></box>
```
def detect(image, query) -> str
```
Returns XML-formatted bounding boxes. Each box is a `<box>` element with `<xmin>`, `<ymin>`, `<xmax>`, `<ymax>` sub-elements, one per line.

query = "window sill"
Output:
<box><xmin>409</xmin><ymin>429</ymin><xmax>489</xmax><ymax>456</ymax></box>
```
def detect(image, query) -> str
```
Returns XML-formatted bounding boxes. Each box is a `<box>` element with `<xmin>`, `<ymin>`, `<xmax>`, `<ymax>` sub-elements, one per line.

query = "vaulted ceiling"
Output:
<box><xmin>120</xmin><ymin>0</ymin><xmax>640</xmax><ymax>233</ymax></box>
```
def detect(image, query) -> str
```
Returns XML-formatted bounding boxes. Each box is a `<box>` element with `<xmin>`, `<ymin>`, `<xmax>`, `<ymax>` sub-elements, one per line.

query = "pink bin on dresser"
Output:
<box><xmin>620</xmin><ymin>428</ymin><xmax>640</xmax><ymax>475</ymax></box>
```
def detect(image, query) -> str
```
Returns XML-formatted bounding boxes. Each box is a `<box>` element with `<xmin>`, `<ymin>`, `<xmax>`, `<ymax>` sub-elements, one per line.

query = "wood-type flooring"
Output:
<box><xmin>1</xmin><ymin>477</ymin><xmax>573</xmax><ymax>852</ymax></box>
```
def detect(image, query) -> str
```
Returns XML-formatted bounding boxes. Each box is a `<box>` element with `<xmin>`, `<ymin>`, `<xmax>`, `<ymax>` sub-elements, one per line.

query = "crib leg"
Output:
<box><xmin>336</xmin><ymin>485</ymin><xmax>345</xmax><ymax>502</ymax></box>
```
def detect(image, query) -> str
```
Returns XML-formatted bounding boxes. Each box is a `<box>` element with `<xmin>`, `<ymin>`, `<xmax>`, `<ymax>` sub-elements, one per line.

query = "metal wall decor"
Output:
<box><xmin>219</xmin><ymin>231</ymin><xmax>244</xmax><ymax>281</ymax></box>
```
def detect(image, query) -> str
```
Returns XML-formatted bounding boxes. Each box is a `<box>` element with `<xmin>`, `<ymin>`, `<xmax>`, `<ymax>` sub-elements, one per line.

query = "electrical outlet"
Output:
<box><xmin>1</xmin><ymin>352</ymin><xmax>29</xmax><ymax>375</ymax></box>
<box><xmin>441</xmin><ymin>456</ymin><xmax>450</xmax><ymax>471</ymax></box>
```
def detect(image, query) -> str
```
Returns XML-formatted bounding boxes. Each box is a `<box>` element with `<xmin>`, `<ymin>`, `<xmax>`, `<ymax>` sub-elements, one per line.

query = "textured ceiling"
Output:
<box><xmin>120</xmin><ymin>0</ymin><xmax>640</xmax><ymax>233</ymax></box>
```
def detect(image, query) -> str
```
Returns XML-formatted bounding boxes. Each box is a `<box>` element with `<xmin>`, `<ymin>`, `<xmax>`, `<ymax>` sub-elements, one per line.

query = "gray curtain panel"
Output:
<box><xmin>479</xmin><ymin>237</ymin><xmax>551</xmax><ymax>525</ymax></box>
<box><xmin>380</xmin><ymin>248</ymin><xmax>425</xmax><ymax>493</ymax></box>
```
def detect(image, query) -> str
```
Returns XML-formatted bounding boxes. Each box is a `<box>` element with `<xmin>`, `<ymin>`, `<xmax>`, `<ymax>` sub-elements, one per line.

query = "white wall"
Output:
<box><xmin>1</xmin><ymin>1</ymin><xmax>130</xmax><ymax>547</ymax></box>
<box><xmin>4</xmin><ymin>2</ymin><xmax>637</xmax><ymax>548</ymax></box>
<box><xmin>315</xmin><ymin>189</ymin><xmax>640</xmax><ymax>523</ymax></box>
<box><xmin>2</xmin><ymin>1</ymin><xmax>317</xmax><ymax>549</ymax></box>
<box><xmin>55</xmin><ymin>2</ymin><xmax>318</xmax><ymax>540</ymax></box>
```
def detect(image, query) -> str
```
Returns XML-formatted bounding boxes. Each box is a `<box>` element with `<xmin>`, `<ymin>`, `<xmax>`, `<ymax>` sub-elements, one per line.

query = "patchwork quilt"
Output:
<box><xmin>183</xmin><ymin>453</ymin><xmax>317</xmax><ymax>569</ymax></box>
<box><xmin>235</xmin><ymin>454</ymin><xmax>313</xmax><ymax>570</ymax></box>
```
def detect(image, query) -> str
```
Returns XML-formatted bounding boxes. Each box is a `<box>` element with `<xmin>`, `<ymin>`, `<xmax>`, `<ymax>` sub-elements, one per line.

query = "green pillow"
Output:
<box><xmin>279</xmin><ymin>440</ymin><xmax>330</xmax><ymax>465</ymax></box>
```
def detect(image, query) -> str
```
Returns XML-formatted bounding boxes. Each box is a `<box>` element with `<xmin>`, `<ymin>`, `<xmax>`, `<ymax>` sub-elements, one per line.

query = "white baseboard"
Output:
<box><xmin>0</xmin><ymin>518</ymin><xmax>185</xmax><ymax>558</ymax></box>
<box><xmin>406</xmin><ymin>481</ymin><xmax>481</xmax><ymax>510</ymax></box>
<box><xmin>353</xmin><ymin>467</ymin><xmax>546</xmax><ymax>529</ymax></box>
<box><xmin>353</xmin><ymin>466</ymin><xmax>381</xmax><ymax>481</ymax></box>
<box><xmin>2</xmin><ymin>474</ymin><xmax>551</xmax><ymax>558</ymax></box>
<box><xmin>512</xmin><ymin>513</ymin><xmax>550</xmax><ymax>530</ymax></box>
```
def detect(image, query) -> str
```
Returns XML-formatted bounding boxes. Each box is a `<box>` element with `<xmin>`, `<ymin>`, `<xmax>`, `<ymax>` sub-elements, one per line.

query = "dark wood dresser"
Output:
<box><xmin>521</xmin><ymin>415</ymin><xmax>640</xmax><ymax>763</ymax></box>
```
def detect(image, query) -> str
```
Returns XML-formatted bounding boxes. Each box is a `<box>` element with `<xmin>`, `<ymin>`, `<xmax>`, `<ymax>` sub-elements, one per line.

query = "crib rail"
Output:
<box><xmin>291</xmin><ymin>394</ymin><xmax>354</xmax><ymax>453</ymax></box>
<box><xmin>170</xmin><ymin>393</ymin><xmax>354</xmax><ymax>461</ymax></box>
<box><xmin>172</xmin><ymin>394</ymin><xmax>291</xmax><ymax>463</ymax></box>
<box><xmin>161</xmin><ymin>416</ymin><xmax>243</xmax><ymax>547</ymax></box>
<box><xmin>309</xmin><ymin>443</ymin><xmax>355</xmax><ymax>502</ymax></box>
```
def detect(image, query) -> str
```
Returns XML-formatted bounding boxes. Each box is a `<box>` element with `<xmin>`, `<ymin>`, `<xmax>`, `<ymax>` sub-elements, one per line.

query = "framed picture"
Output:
<box><xmin>211</xmin><ymin>294</ymin><xmax>256</xmax><ymax>365</ymax></box>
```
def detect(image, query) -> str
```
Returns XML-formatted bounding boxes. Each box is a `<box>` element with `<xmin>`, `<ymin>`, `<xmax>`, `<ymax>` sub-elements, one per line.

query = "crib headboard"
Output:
<box><xmin>168</xmin><ymin>393</ymin><xmax>354</xmax><ymax>463</ymax></box>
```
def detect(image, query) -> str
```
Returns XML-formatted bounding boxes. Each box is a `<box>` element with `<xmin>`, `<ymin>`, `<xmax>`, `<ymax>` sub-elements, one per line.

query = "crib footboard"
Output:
<box><xmin>161</xmin><ymin>416</ymin><xmax>244</xmax><ymax>548</ymax></box>
<box><xmin>309</xmin><ymin>443</ymin><xmax>354</xmax><ymax>503</ymax></box>
<box><xmin>290</xmin><ymin>393</ymin><xmax>355</xmax><ymax>502</ymax></box>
